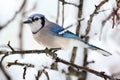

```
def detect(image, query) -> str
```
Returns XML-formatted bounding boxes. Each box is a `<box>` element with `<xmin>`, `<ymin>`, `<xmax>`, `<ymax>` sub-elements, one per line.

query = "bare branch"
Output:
<box><xmin>61</xmin><ymin>0</ymin><xmax>65</xmax><ymax>27</ymax></box>
<box><xmin>86</xmin><ymin>60</ymin><xmax>95</xmax><ymax>65</ymax></box>
<box><xmin>55</xmin><ymin>57</ymin><xmax>115</xmax><ymax>80</ymax></box>
<box><xmin>85</xmin><ymin>0</ymin><xmax>109</xmax><ymax>36</ymax></box>
<box><xmin>23</xmin><ymin>67</ymin><xmax>27</xmax><ymax>79</ymax></box>
<box><xmin>50</xmin><ymin>62</ymin><xmax>58</xmax><ymax>70</ymax></box>
<box><xmin>0</xmin><ymin>48</ymin><xmax>115</xmax><ymax>79</ymax></box>
<box><xmin>102</xmin><ymin>7</ymin><xmax>119</xmax><ymax>28</ymax></box>
<box><xmin>0</xmin><ymin>48</ymin><xmax>60</xmax><ymax>57</ymax></box>
<box><xmin>59</xmin><ymin>0</ymin><xmax>78</xmax><ymax>7</ymax></box>
<box><xmin>43</xmin><ymin>69</ymin><xmax>50</xmax><ymax>80</ymax></box>
<box><xmin>83</xmin><ymin>37</ymin><xmax>89</xmax><ymax>67</ymax></box>
<box><xmin>76</xmin><ymin>0</ymin><xmax>84</xmax><ymax>35</ymax></box>
<box><xmin>70</xmin><ymin>47</ymin><xmax>77</xmax><ymax>64</ymax></box>
<box><xmin>82</xmin><ymin>37</ymin><xmax>89</xmax><ymax>80</ymax></box>
<box><xmin>7</xmin><ymin>41</ymin><xmax>15</xmax><ymax>51</ymax></box>
<box><xmin>6</xmin><ymin>60</ymin><xmax>34</xmax><ymax>68</ymax></box>
<box><xmin>35</xmin><ymin>70</ymin><xmax>43</xmax><ymax>80</ymax></box>
<box><xmin>35</xmin><ymin>69</ymin><xmax>50</xmax><ymax>80</ymax></box>
<box><xmin>6</xmin><ymin>60</ymin><xmax>34</xmax><ymax>80</ymax></box>
<box><xmin>0</xmin><ymin>61</ymin><xmax>11</xmax><ymax>80</ymax></box>
<box><xmin>56</xmin><ymin>1</ymin><xmax>60</xmax><ymax>23</ymax></box>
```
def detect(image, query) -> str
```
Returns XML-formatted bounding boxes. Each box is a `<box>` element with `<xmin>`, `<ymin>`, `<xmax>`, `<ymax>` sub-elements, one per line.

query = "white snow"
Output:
<box><xmin>0</xmin><ymin>0</ymin><xmax>120</xmax><ymax>80</ymax></box>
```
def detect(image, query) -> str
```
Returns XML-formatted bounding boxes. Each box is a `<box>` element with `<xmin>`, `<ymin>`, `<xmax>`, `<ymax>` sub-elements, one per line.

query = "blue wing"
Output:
<box><xmin>48</xmin><ymin>22</ymin><xmax>80</xmax><ymax>40</ymax></box>
<box><xmin>47</xmin><ymin>22</ymin><xmax>112</xmax><ymax>56</ymax></box>
<box><xmin>59</xmin><ymin>31</ymin><xmax>80</xmax><ymax>40</ymax></box>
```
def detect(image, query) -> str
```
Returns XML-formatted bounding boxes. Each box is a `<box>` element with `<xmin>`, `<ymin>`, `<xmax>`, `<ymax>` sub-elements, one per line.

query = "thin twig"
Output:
<box><xmin>59</xmin><ymin>0</ymin><xmax>78</xmax><ymax>7</ymax></box>
<box><xmin>0</xmin><ymin>42</ymin><xmax>14</xmax><ymax>80</ymax></box>
<box><xmin>51</xmin><ymin>62</ymin><xmax>58</xmax><ymax>70</ymax></box>
<box><xmin>35</xmin><ymin>70</ymin><xmax>43</xmax><ymax>80</ymax></box>
<box><xmin>70</xmin><ymin>47</ymin><xmax>77</xmax><ymax>64</ymax></box>
<box><xmin>43</xmin><ymin>69</ymin><xmax>50</xmax><ymax>80</ymax></box>
<box><xmin>61</xmin><ymin>0</ymin><xmax>64</xmax><ymax>27</ymax></box>
<box><xmin>56</xmin><ymin>1</ymin><xmax>60</xmax><ymax>24</ymax></box>
<box><xmin>82</xmin><ymin>36</ymin><xmax>89</xmax><ymax>80</ymax></box>
<box><xmin>83</xmin><ymin>37</ymin><xmax>89</xmax><ymax>67</ymax></box>
<box><xmin>0</xmin><ymin>59</ymin><xmax>11</xmax><ymax>80</ymax></box>
<box><xmin>85</xmin><ymin>0</ymin><xmax>109</xmax><ymax>36</ymax></box>
<box><xmin>76</xmin><ymin>0</ymin><xmax>83</xmax><ymax>36</ymax></box>
<box><xmin>6</xmin><ymin>60</ymin><xmax>34</xmax><ymax>68</ymax></box>
<box><xmin>23</xmin><ymin>66</ymin><xmax>27</xmax><ymax>79</ymax></box>
<box><xmin>86</xmin><ymin>60</ymin><xmax>95</xmax><ymax>65</ymax></box>
<box><xmin>7</xmin><ymin>41</ymin><xmax>15</xmax><ymax>51</ymax></box>
<box><xmin>6</xmin><ymin>61</ymin><xmax>34</xmax><ymax>80</ymax></box>
<box><xmin>35</xmin><ymin>69</ymin><xmax>50</xmax><ymax>80</ymax></box>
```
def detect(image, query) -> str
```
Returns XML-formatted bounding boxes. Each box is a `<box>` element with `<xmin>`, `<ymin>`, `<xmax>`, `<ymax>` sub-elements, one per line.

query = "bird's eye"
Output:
<box><xmin>34</xmin><ymin>16</ymin><xmax>40</xmax><ymax>21</ymax></box>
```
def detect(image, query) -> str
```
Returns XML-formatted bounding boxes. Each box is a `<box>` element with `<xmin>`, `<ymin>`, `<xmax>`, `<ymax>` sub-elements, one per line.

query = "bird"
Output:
<box><xmin>23</xmin><ymin>13</ymin><xmax>112</xmax><ymax>56</ymax></box>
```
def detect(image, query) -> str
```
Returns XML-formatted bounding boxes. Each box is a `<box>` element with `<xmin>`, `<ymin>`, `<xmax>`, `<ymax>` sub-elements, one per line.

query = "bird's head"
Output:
<box><xmin>23</xmin><ymin>14</ymin><xmax>45</xmax><ymax>34</ymax></box>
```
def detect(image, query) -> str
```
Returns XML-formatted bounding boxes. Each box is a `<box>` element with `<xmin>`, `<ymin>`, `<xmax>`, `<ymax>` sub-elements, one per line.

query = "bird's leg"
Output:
<box><xmin>49</xmin><ymin>48</ymin><xmax>61</xmax><ymax>53</ymax></box>
<box><xmin>44</xmin><ymin>48</ymin><xmax>61</xmax><ymax>59</ymax></box>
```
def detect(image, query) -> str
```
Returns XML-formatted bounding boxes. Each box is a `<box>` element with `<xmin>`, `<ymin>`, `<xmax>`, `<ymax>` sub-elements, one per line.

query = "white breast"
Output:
<box><xmin>33</xmin><ymin>28</ymin><xmax>81</xmax><ymax>48</ymax></box>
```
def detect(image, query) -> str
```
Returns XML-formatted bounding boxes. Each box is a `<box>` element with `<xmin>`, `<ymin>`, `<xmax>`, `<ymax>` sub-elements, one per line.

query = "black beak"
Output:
<box><xmin>23</xmin><ymin>19</ymin><xmax>32</xmax><ymax>24</ymax></box>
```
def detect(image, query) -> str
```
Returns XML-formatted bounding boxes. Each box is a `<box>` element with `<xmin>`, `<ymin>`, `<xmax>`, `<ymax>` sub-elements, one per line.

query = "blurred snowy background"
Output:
<box><xmin>0</xmin><ymin>0</ymin><xmax>120</xmax><ymax>80</ymax></box>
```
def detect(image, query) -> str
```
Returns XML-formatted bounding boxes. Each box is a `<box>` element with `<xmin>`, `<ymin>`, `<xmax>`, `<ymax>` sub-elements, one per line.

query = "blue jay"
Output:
<box><xmin>23</xmin><ymin>13</ymin><xmax>112</xmax><ymax>56</ymax></box>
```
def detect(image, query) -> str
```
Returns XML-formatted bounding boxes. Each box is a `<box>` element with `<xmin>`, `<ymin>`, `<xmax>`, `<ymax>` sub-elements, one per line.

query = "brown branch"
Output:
<box><xmin>23</xmin><ymin>67</ymin><xmax>27</xmax><ymax>79</ymax></box>
<box><xmin>7</xmin><ymin>41</ymin><xmax>15</xmax><ymax>51</ymax></box>
<box><xmin>77</xmin><ymin>0</ymin><xmax>88</xmax><ymax>79</ymax></box>
<box><xmin>6</xmin><ymin>60</ymin><xmax>34</xmax><ymax>80</ymax></box>
<box><xmin>101</xmin><ymin>7</ymin><xmax>119</xmax><ymax>39</ymax></box>
<box><xmin>61</xmin><ymin>0</ymin><xmax>65</xmax><ymax>27</ymax></box>
<box><xmin>85</xmin><ymin>0</ymin><xmax>109</xmax><ymax>36</ymax></box>
<box><xmin>35</xmin><ymin>70</ymin><xmax>43</xmax><ymax>80</ymax></box>
<box><xmin>0</xmin><ymin>41</ymin><xmax>15</xmax><ymax>64</ymax></box>
<box><xmin>6</xmin><ymin>59</ymin><xmax>50</xmax><ymax>80</ymax></box>
<box><xmin>68</xmin><ymin>67</ymin><xmax>87</xmax><ymax>80</ymax></box>
<box><xmin>0</xmin><ymin>48</ymin><xmax>60</xmax><ymax>57</ymax></box>
<box><xmin>50</xmin><ymin>62</ymin><xmax>58</xmax><ymax>70</ymax></box>
<box><xmin>0</xmin><ymin>61</ymin><xmax>11</xmax><ymax>80</ymax></box>
<box><xmin>59</xmin><ymin>0</ymin><xmax>78</xmax><ymax>7</ymax></box>
<box><xmin>68</xmin><ymin>47</ymin><xmax>77</xmax><ymax>79</ymax></box>
<box><xmin>67</xmin><ymin>0</ymin><xmax>84</xmax><ymax>79</ymax></box>
<box><xmin>43</xmin><ymin>69</ymin><xmax>50</xmax><ymax>80</ymax></box>
<box><xmin>82</xmin><ymin>37</ymin><xmax>89</xmax><ymax>80</ymax></box>
<box><xmin>6</xmin><ymin>60</ymin><xmax>34</xmax><ymax>68</ymax></box>
<box><xmin>0</xmin><ymin>42</ymin><xmax>14</xmax><ymax>80</ymax></box>
<box><xmin>70</xmin><ymin>47</ymin><xmax>77</xmax><ymax>64</ymax></box>
<box><xmin>0</xmin><ymin>50</ymin><xmax>43</xmax><ymax>55</ymax></box>
<box><xmin>102</xmin><ymin>8</ymin><xmax>119</xmax><ymax>28</ymax></box>
<box><xmin>55</xmin><ymin>57</ymin><xmax>115</xmax><ymax>80</ymax></box>
<box><xmin>35</xmin><ymin>69</ymin><xmax>50</xmax><ymax>80</ymax></box>
<box><xmin>56</xmin><ymin>1</ymin><xmax>60</xmax><ymax>24</ymax></box>
<box><xmin>76</xmin><ymin>0</ymin><xmax>83</xmax><ymax>36</ymax></box>
<box><xmin>0</xmin><ymin>48</ymin><xmax>116</xmax><ymax>80</ymax></box>
<box><xmin>112</xmin><ymin>15</ymin><xmax>115</xmax><ymax>28</ymax></box>
<box><xmin>83</xmin><ymin>37</ymin><xmax>89</xmax><ymax>67</ymax></box>
<box><xmin>86</xmin><ymin>60</ymin><xmax>95</xmax><ymax>65</ymax></box>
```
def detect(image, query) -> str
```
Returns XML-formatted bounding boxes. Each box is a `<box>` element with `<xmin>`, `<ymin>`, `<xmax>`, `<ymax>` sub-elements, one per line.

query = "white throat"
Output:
<box><xmin>30</xmin><ymin>20</ymin><xmax>43</xmax><ymax>34</ymax></box>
